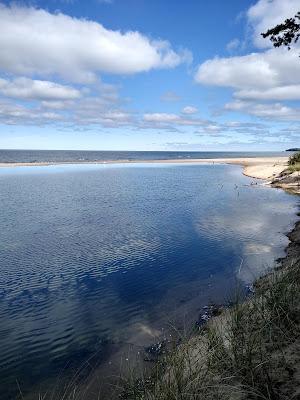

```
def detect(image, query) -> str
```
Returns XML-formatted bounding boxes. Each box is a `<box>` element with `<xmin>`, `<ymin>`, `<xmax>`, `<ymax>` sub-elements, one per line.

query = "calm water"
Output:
<box><xmin>0</xmin><ymin>162</ymin><xmax>298</xmax><ymax>399</ymax></box>
<box><xmin>0</xmin><ymin>149</ymin><xmax>287</xmax><ymax>163</ymax></box>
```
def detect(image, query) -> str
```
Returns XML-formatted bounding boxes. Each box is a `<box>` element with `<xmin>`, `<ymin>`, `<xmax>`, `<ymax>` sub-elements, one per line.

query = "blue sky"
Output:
<box><xmin>0</xmin><ymin>0</ymin><xmax>300</xmax><ymax>151</ymax></box>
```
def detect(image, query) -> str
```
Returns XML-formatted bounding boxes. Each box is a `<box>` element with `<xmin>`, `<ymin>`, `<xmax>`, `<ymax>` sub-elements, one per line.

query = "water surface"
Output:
<box><xmin>0</xmin><ymin>162</ymin><xmax>297</xmax><ymax>399</ymax></box>
<box><xmin>0</xmin><ymin>149</ymin><xmax>287</xmax><ymax>163</ymax></box>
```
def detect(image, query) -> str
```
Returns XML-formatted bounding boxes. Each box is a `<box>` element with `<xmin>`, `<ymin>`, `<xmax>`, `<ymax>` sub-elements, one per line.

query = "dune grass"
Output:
<box><xmin>288</xmin><ymin>152</ymin><xmax>300</xmax><ymax>172</ymax></box>
<box><xmin>287</xmin><ymin>163</ymin><xmax>300</xmax><ymax>173</ymax></box>
<box><xmin>119</xmin><ymin>257</ymin><xmax>300</xmax><ymax>400</ymax></box>
<box><xmin>288</xmin><ymin>152</ymin><xmax>300</xmax><ymax>166</ymax></box>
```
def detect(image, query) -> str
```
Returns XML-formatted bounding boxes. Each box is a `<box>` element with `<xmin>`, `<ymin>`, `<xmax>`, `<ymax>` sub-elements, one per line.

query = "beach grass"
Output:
<box><xmin>288</xmin><ymin>152</ymin><xmax>300</xmax><ymax>170</ymax></box>
<box><xmin>288</xmin><ymin>163</ymin><xmax>300</xmax><ymax>172</ymax></box>
<box><xmin>119</xmin><ymin>256</ymin><xmax>300</xmax><ymax>400</ymax></box>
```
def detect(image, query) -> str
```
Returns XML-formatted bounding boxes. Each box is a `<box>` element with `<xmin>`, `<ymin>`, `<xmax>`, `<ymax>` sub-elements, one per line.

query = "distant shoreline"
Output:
<box><xmin>0</xmin><ymin>155</ymin><xmax>288</xmax><ymax>172</ymax></box>
<box><xmin>1</xmin><ymin>155</ymin><xmax>298</xmax><ymax>193</ymax></box>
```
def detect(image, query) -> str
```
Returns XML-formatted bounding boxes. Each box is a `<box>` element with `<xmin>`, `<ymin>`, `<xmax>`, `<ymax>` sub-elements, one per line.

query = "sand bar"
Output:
<box><xmin>0</xmin><ymin>156</ymin><xmax>288</xmax><ymax>178</ymax></box>
<box><xmin>1</xmin><ymin>156</ymin><xmax>298</xmax><ymax>192</ymax></box>
<box><xmin>0</xmin><ymin>155</ymin><xmax>288</xmax><ymax>171</ymax></box>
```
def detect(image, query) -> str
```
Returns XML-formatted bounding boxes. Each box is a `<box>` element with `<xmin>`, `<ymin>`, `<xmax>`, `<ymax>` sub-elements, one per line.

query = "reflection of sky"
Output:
<box><xmin>0</xmin><ymin>161</ymin><xmax>214</xmax><ymax>176</ymax></box>
<box><xmin>195</xmin><ymin>183</ymin><xmax>297</xmax><ymax>283</ymax></box>
<box><xmin>0</xmin><ymin>163</ymin><xmax>298</xmax><ymax>399</ymax></box>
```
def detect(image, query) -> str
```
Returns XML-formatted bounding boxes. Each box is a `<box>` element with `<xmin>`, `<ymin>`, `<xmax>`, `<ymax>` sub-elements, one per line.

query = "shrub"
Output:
<box><xmin>288</xmin><ymin>152</ymin><xmax>300</xmax><ymax>165</ymax></box>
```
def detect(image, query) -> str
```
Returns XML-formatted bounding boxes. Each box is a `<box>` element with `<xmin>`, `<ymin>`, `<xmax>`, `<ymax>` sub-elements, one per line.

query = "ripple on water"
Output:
<box><xmin>0</xmin><ymin>163</ymin><xmax>298</xmax><ymax>399</ymax></box>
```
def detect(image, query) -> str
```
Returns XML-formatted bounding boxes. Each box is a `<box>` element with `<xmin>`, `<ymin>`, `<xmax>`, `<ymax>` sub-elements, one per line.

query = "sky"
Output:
<box><xmin>0</xmin><ymin>0</ymin><xmax>300</xmax><ymax>151</ymax></box>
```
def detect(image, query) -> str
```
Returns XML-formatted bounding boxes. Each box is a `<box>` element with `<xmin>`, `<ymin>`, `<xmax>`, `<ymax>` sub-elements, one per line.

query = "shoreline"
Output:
<box><xmin>2</xmin><ymin>155</ymin><xmax>298</xmax><ymax>193</ymax></box>
<box><xmin>0</xmin><ymin>156</ymin><xmax>289</xmax><ymax>170</ymax></box>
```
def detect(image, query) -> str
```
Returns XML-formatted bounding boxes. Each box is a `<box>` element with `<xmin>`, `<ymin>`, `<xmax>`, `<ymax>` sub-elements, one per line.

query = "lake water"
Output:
<box><xmin>0</xmin><ymin>162</ymin><xmax>298</xmax><ymax>399</ymax></box>
<box><xmin>0</xmin><ymin>149</ymin><xmax>287</xmax><ymax>163</ymax></box>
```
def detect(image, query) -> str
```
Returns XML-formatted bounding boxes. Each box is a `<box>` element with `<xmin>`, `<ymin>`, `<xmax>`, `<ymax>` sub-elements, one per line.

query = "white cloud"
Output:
<box><xmin>41</xmin><ymin>100</ymin><xmax>75</xmax><ymax>109</ymax></box>
<box><xmin>225</xmin><ymin>100</ymin><xmax>300</xmax><ymax>121</ymax></box>
<box><xmin>0</xmin><ymin>77</ymin><xmax>81</xmax><ymax>100</ymax></box>
<box><xmin>195</xmin><ymin>52</ymin><xmax>275</xmax><ymax>89</ymax></box>
<box><xmin>247</xmin><ymin>0</ymin><xmax>300</xmax><ymax>49</ymax></box>
<box><xmin>195</xmin><ymin>49</ymin><xmax>300</xmax><ymax>91</ymax></box>
<box><xmin>143</xmin><ymin>112</ymin><xmax>208</xmax><ymax>128</ymax></box>
<box><xmin>0</xmin><ymin>75</ymin><xmax>135</xmax><ymax>128</ymax></box>
<box><xmin>235</xmin><ymin>85</ymin><xmax>300</xmax><ymax>101</ymax></box>
<box><xmin>141</xmin><ymin>112</ymin><xmax>272</xmax><ymax>135</ymax></box>
<box><xmin>0</xmin><ymin>95</ymin><xmax>134</xmax><ymax>127</ymax></box>
<box><xmin>0</xmin><ymin>4</ymin><xmax>189</xmax><ymax>83</ymax></box>
<box><xmin>226</xmin><ymin>38</ymin><xmax>240</xmax><ymax>52</ymax></box>
<box><xmin>182</xmin><ymin>106</ymin><xmax>198</xmax><ymax>114</ymax></box>
<box><xmin>0</xmin><ymin>100</ymin><xmax>63</xmax><ymax>125</ymax></box>
<box><xmin>195</xmin><ymin>47</ymin><xmax>300</xmax><ymax>101</ymax></box>
<box><xmin>143</xmin><ymin>113</ymin><xmax>180</xmax><ymax>123</ymax></box>
<box><xmin>195</xmin><ymin>121</ymin><xmax>267</xmax><ymax>135</ymax></box>
<box><xmin>74</xmin><ymin>97</ymin><xmax>133</xmax><ymax>127</ymax></box>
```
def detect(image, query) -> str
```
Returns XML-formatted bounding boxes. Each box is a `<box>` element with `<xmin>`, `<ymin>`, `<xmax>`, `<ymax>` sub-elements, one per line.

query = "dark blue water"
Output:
<box><xmin>0</xmin><ymin>162</ymin><xmax>297</xmax><ymax>399</ymax></box>
<box><xmin>0</xmin><ymin>149</ymin><xmax>287</xmax><ymax>163</ymax></box>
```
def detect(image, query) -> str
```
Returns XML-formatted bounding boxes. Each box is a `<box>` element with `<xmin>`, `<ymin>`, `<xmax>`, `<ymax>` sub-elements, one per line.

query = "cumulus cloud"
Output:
<box><xmin>195</xmin><ymin>49</ymin><xmax>300</xmax><ymax>92</ymax></box>
<box><xmin>0</xmin><ymin>77</ymin><xmax>81</xmax><ymax>100</ymax></box>
<box><xmin>0</xmin><ymin>4</ymin><xmax>189</xmax><ymax>83</ymax></box>
<box><xmin>182</xmin><ymin>106</ymin><xmax>198</xmax><ymax>114</ymax></box>
<box><xmin>247</xmin><ymin>0</ymin><xmax>300</xmax><ymax>49</ymax></box>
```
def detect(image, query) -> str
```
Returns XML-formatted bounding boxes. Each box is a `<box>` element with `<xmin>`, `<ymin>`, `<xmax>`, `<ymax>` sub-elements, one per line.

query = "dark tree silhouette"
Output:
<box><xmin>261</xmin><ymin>11</ymin><xmax>300</xmax><ymax>50</ymax></box>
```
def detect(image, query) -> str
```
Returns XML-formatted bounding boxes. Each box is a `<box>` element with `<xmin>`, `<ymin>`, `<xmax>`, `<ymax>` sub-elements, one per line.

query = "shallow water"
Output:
<box><xmin>0</xmin><ymin>162</ymin><xmax>297</xmax><ymax>399</ymax></box>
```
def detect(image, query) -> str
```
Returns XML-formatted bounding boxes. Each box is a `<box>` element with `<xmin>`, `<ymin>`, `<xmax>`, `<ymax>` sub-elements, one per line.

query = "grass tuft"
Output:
<box><xmin>288</xmin><ymin>152</ymin><xmax>300</xmax><ymax>171</ymax></box>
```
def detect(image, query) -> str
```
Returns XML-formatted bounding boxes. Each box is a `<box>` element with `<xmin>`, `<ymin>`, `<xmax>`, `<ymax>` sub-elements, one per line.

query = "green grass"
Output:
<box><xmin>287</xmin><ymin>163</ymin><xmax>300</xmax><ymax>172</ymax></box>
